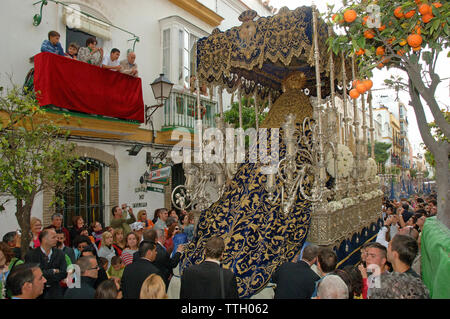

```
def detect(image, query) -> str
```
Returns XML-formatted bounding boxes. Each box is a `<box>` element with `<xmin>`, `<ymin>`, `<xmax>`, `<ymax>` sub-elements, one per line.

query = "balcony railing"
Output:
<box><xmin>162</xmin><ymin>90</ymin><xmax>218</xmax><ymax>131</ymax></box>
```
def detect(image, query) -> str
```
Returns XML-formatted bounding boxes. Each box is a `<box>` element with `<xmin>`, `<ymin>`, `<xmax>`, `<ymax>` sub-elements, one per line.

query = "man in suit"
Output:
<box><xmin>180</xmin><ymin>236</ymin><xmax>238</xmax><ymax>299</ymax></box>
<box><xmin>121</xmin><ymin>240</ymin><xmax>161</xmax><ymax>299</ymax></box>
<box><xmin>25</xmin><ymin>228</ymin><xmax>67</xmax><ymax>299</ymax></box>
<box><xmin>271</xmin><ymin>244</ymin><xmax>320</xmax><ymax>299</ymax></box>
<box><xmin>154</xmin><ymin>228</ymin><xmax>184</xmax><ymax>287</ymax></box>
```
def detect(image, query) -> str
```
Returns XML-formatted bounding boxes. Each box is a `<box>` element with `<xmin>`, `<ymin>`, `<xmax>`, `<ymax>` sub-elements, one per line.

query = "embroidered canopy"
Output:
<box><xmin>196</xmin><ymin>6</ymin><xmax>351</xmax><ymax>101</ymax></box>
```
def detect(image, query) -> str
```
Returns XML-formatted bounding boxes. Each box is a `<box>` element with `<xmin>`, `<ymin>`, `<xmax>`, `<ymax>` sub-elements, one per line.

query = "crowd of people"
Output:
<box><xmin>0</xmin><ymin>193</ymin><xmax>437</xmax><ymax>299</ymax></box>
<box><xmin>40</xmin><ymin>30</ymin><xmax>138</xmax><ymax>77</ymax></box>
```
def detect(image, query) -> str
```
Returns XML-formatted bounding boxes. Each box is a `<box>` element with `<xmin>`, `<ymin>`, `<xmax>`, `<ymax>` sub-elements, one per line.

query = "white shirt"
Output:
<box><xmin>102</xmin><ymin>55</ymin><xmax>120</xmax><ymax>70</ymax></box>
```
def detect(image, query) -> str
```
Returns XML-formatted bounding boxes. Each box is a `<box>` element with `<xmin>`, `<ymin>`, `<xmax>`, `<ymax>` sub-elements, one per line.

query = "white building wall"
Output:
<box><xmin>0</xmin><ymin>0</ymin><xmax>271</xmax><ymax>236</ymax></box>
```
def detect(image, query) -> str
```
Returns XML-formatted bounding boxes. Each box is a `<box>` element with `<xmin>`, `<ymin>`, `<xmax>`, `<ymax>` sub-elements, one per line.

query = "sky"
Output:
<box><xmin>268</xmin><ymin>0</ymin><xmax>450</xmax><ymax>156</ymax></box>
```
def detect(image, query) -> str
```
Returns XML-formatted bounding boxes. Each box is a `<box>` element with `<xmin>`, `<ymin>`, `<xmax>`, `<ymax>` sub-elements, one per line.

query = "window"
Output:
<box><xmin>66</xmin><ymin>27</ymin><xmax>104</xmax><ymax>52</ymax></box>
<box><xmin>56</xmin><ymin>158</ymin><xmax>105</xmax><ymax>228</ymax></box>
<box><xmin>163</xmin><ymin>29</ymin><xmax>171</xmax><ymax>80</ymax></box>
<box><xmin>178</xmin><ymin>29</ymin><xmax>198</xmax><ymax>87</ymax></box>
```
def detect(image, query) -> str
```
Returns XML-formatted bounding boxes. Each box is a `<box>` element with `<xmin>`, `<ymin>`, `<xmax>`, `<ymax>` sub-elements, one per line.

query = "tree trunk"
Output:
<box><xmin>15</xmin><ymin>198</ymin><xmax>33</xmax><ymax>260</ymax></box>
<box><xmin>434</xmin><ymin>145</ymin><xmax>450</xmax><ymax>229</ymax></box>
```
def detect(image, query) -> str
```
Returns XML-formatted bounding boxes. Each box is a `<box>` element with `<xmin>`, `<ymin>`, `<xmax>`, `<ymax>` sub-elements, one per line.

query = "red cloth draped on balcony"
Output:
<box><xmin>33</xmin><ymin>52</ymin><xmax>144</xmax><ymax>123</ymax></box>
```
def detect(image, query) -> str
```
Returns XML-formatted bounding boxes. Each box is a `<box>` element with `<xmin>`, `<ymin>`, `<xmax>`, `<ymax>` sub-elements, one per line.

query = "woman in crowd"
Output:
<box><xmin>98</xmin><ymin>231</ymin><xmax>116</xmax><ymax>269</ymax></box>
<box><xmin>90</xmin><ymin>221</ymin><xmax>104</xmax><ymax>246</ymax></box>
<box><xmin>182</xmin><ymin>212</ymin><xmax>195</xmax><ymax>242</ymax></box>
<box><xmin>112</xmin><ymin>228</ymin><xmax>125</xmax><ymax>256</ymax></box>
<box><xmin>120</xmin><ymin>232</ymin><xmax>139</xmax><ymax>266</ymax></box>
<box><xmin>0</xmin><ymin>243</ymin><xmax>24</xmax><ymax>299</ymax></box>
<box><xmin>95</xmin><ymin>278</ymin><xmax>122</xmax><ymax>299</ymax></box>
<box><xmin>77</xmin><ymin>37</ymin><xmax>103</xmax><ymax>66</ymax></box>
<box><xmin>69</xmin><ymin>216</ymin><xmax>84</xmax><ymax>246</ymax></box>
<box><xmin>164</xmin><ymin>223</ymin><xmax>180</xmax><ymax>255</ymax></box>
<box><xmin>140</xmin><ymin>274</ymin><xmax>167</xmax><ymax>299</ymax></box>
<box><xmin>137</xmin><ymin>210</ymin><xmax>154</xmax><ymax>230</ymax></box>
<box><xmin>30</xmin><ymin>217</ymin><xmax>42</xmax><ymax>248</ymax></box>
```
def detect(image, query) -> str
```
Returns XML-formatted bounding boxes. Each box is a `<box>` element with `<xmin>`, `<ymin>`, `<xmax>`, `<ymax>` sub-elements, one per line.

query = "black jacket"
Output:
<box><xmin>25</xmin><ymin>247</ymin><xmax>68</xmax><ymax>299</ymax></box>
<box><xmin>132</xmin><ymin>243</ymin><xmax>181</xmax><ymax>288</ymax></box>
<box><xmin>271</xmin><ymin>260</ymin><xmax>320</xmax><ymax>299</ymax></box>
<box><xmin>64</xmin><ymin>276</ymin><xmax>96</xmax><ymax>299</ymax></box>
<box><xmin>180</xmin><ymin>261</ymin><xmax>239</xmax><ymax>299</ymax></box>
<box><xmin>121</xmin><ymin>258</ymin><xmax>162</xmax><ymax>299</ymax></box>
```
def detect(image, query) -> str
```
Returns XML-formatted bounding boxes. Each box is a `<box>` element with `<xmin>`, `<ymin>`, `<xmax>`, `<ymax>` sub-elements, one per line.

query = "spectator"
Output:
<box><xmin>130</xmin><ymin>222</ymin><xmax>145</xmax><ymax>243</ymax></box>
<box><xmin>110</xmin><ymin>204</ymin><xmax>136</xmax><ymax>237</ymax></box>
<box><xmin>78</xmin><ymin>244</ymin><xmax>108</xmax><ymax>289</ymax></box>
<box><xmin>169</xmin><ymin>209</ymin><xmax>180</xmax><ymax>225</ymax></box>
<box><xmin>64</xmin><ymin>256</ymin><xmax>98</xmax><ymax>299</ymax></box>
<box><xmin>2</xmin><ymin>231</ymin><xmax>21</xmax><ymax>260</ymax></box>
<box><xmin>72</xmin><ymin>235</ymin><xmax>91</xmax><ymax>260</ymax></box>
<box><xmin>98</xmin><ymin>231</ymin><xmax>116</xmax><ymax>269</ymax></box>
<box><xmin>376</xmin><ymin>213</ymin><xmax>400</xmax><ymax>248</ymax></box>
<box><xmin>301</xmin><ymin>244</ymin><xmax>320</xmax><ymax>277</ymax></box>
<box><xmin>46</xmin><ymin>213</ymin><xmax>70</xmax><ymax>247</ymax></box>
<box><xmin>30</xmin><ymin>217</ymin><xmax>42</xmax><ymax>249</ymax></box>
<box><xmin>153</xmin><ymin>208</ymin><xmax>169</xmax><ymax>231</ymax></box>
<box><xmin>316</xmin><ymin>274</ymin><xmax>349</xmax><ymax>299</ymax></box>
<box><xmin>65</xmin><ymin>42</ymin><xmax>79</xmax><ymax>59</ymax></box>
<box><xmin>107</xmin><ymin>256</ymin><xmax>124</xmax><ymax>280</ymax></box>
<box><xmin>40</xmin><ymin>30</ymin><xmax>65</xmax><ymax>56</ymax></box>
<box><xmin>25</xmin><ymin>228</ymin><xmax>67</xmax><ymax>299</ymax></box>
<box><xmin>55</xmin><ymin>230</ymin><xmax>76</xmax><ymax>265</ymax></box>
<box><xmin>112</xmin><ymin>228</ymin><xmax>126</xmax><ymax>256</ymax></box>
<box><xmin>182</xmin><ymin>212</ymin><xmax>195</xmax><ymax>242</ymax></box>
<box><xmin>137</xmin><ymin>209</ymin><xmax>154</xmax><ymax>229</ymax></box>
<box><xmin>368</xmin><ymin>272</ymin><xmax>429</xmax><ymax>299</ymax></box>
<box><xmin>343</xmin><ymin>265</ymin><xmax>363</xmax><ymax>299</ymax></box>
<box><xmin>272</xmin><ymin>245</ymin><xmax>320</xmax><ymax>299</ymax></box>
<box><xmin>387</xmin><ymin>234</ymin><xmax>420</xmax><ymax>278</ymax></box>
<box><xmin>180</xmin><ymin>236</ymin><xmax>238</xmax><ymax>299</ymax></box>
<box><xmin>121</xmin><ymin>241</ymin><xmax>161</xmax><ymax>299</ymax></box>
<box><xmin>165</xmin><ymin>223</ymin><xmax>181</xmax><ymax>254</ymax></box>
<box><xmin>0</xmin><ymin>242</ymin><xmax>24</xmax><ymax>299</ymax></box>
<box><xmin>77</xmin><ymin>37</ymin><xmax>103</xmax><ymax>66</ymax></box>
<box><xmin>120</xmin><ymin>51</ymin><xmax>139</xmax><ymax>77</ymax></box>
<box><xmin>95</xmin><ymin>278</ymin><xmax>122</xmax><ymax>299</ymax></box>
<box><xmin>311</xmin><ymin>247</ymin><xmax>338</xmax><ymax>298</ymax></box>
<box><xmin>69</xmin><ymin>216</ymin><xmax>84</xmax><ymax>247</ymax></box>
<box><xmin>358</xmin><ymin>242</ymin><xmax>388</xmax><ymax>299</ymax></box>
<box><xmin>121</xmin><ymin>232</ymin><xmax>140</xmax><ymax>266</ymax></box>
<box><xmin>101</xmin><ymin>48</ymin><xmax>121</xmax><ymax>71</ymax></box>
<box><xmin>140</xmin><ymin>273</ymin><xmax>167</xmax><ymax>299</ymax></box>
<box><xmin>98</xmin><ymin>257</ymin><xmax>109</xmax><ymax>273</ymax></box>
<box><xmin>5</xmin><ymin>263</ymin><xmax>46</xmax><ymax>299</ymax></box>
<box><xmin>154</xmin><ymin>228</ymin><xmax>183</xmax><ymax>288</ymax></box>
<box><xmin>90</xmin><ymin>221</ymin><xmax>103</xmax><ymax>246</ymax></box>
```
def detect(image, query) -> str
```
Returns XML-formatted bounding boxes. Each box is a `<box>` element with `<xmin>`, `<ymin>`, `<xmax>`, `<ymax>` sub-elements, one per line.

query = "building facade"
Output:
<box><xmin>0</xmin><ymin>0</ymin><xmax>272</xmax><ymax>236</ymax></box>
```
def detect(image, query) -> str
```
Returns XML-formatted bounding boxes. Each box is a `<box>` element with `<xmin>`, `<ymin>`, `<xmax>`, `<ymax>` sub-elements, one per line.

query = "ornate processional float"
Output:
<box><xmin>171</xmin><ymin>6</ymin><xmax>383</xmax><ymax>298</ymax></box>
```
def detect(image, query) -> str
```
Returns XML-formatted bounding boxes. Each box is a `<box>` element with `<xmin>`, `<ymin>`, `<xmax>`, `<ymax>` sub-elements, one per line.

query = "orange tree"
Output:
<box><xmin>327</xmin><ymin>0</ymin><xmax>450</xmax><ymax>228</ymax></box>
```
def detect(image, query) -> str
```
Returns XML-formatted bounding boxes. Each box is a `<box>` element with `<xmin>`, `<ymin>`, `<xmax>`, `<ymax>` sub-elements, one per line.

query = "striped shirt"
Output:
<box><xmin>120</xmin><ymin>248</ymin><xmax>137</xmax><ymax>266</ymax></box>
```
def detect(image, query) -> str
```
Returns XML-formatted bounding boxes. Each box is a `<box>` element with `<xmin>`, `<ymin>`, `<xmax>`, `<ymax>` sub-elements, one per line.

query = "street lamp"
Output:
<box><xmin>145</xmin><ymin>73</ymin><xmax>174</xmax><ymax>143</ymax></box>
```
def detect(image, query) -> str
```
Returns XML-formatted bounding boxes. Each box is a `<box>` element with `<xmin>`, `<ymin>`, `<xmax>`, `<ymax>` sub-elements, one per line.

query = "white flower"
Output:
<box><xmin>325</xmin><ymin>144</ymin><xmax>354</xmax><ymax>178</ymax></box>
<box><xmin>364</xmin><ymin>158</ymin><xmax>378</xmax><ymax>180</ymax></box>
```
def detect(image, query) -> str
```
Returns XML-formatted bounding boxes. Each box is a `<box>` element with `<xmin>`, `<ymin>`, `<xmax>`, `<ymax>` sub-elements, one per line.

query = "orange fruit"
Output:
<box><xmin>404</xmin><ymin>10</ymin><xmax>416</xmax><ymax>18</ymax></box>
<box><xmin>413</xmin><ymin>25</ymin><xmax>422</xmax><ymax>35</ymax></box>
<box><xmin>397</xmin><ymin>49</ymin><xmax>406</xmax><ymax>56</ymax></box>
<box><xmin>364</xmin><ymin>29</ymin><xmax>375</xmax><ymax>39</ymax></box>
<box><xmin>422</xmin><ymin>14</ymin><xmax>434</xmax><ymax>23</ymax></box>
<box><xmin>413</xmin><ymin>46</ymin><xmax>422</xmax><ymax>52</ymax></box>
<box><xmin>352</xmin><ymin>79</ymin><xmax>362</xmax><ymax>88</ymax></box>
<box><xmin>344</xmin><ymin>10</ymin><xmax>357</xmax><ymax>23</ymax></box>
<box><xmin>432</xmin><ymin>2</ymin><xmax>442</xmax><ymax>8</ymax></box>
<box><xmin>356</xmin><ymin>83</ymin><xmax>367</xmax><ymax>94</ymax></box>
<box><xmin>376</xmin><ymin>46</ymin><xmax>385</xmax><ymax>56</ymax></box>
<box><xmin>362</xmin><ymin>79</ymin><xmax>373</xmax><ymax>91</ymax></box>
<box><xmin>377</xmin><ymin>62</ymin><xmax>384</xmax><ymax>69</ymax></box>
<box><xmin>387</xmin><ymin>36</ymin><xmax>396</xmax><ymax>44</ymax></box>
<box><xmin>394</xmin><ymin>7</ymin><xmax>404</xmax><ymax>18</ymax></box>
<box><xmin>362</xmin><ymin>16</ymin><xmax>369</xmax><ymax>26</ymax></box>
<box><xmin>399</xmin><ymin>39</ymin><xmax>407</xmax><ymax>46</ymax></box>
<box><xmin>407</xmin><ymin>34</ymin><xmax>423</xmax><ymax>47</ymax></box>
<box><xmin>332</xmin><ymin>14</ymin><xmax>339</xmax><ymax>23</ymax></box>
<box><xmin>418</xmin><ymin>4</ymin><xmax>432</xmax><ymax>15</ymax></box>
<box><xmin>355</xmin><ymin>48</ymin><xmax>365</xmax><ymax>56</ymax></box>
<box><xmin>378</xmin><ymin>25</ymin><xmax>386</xmax><ymax>31</ymax></box>
<box><xmin>349</xmin><ymin>89</ymin><xmax>360</xmax><ymax>99</ymax></box>
<box><xmin>415</xmin><ymin>0</ymin><xmax>423</xmax><ymax>4</ymax></box>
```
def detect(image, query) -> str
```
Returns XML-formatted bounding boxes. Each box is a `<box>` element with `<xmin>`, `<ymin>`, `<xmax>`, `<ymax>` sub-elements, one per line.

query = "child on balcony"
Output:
<box><xmin>40</xmin><ymin>31</ymin><xmax>65</xmax><ymax>56</ymax></box>
<box><xmin>65</xmin><ymin>42</ymin><xmax>79</xmax><ymax>60</ymax></box>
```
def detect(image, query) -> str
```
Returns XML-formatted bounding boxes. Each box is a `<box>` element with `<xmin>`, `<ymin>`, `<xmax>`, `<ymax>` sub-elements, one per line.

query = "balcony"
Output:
<box><xmin>162</xmin><ymin>90</ymin><xmax>218</xmax><ymax>132</ymax></box>
<box><xmin>32</xmin><ymin>52</ymin><xmax>144</xmax><ymax>123</ymax></box>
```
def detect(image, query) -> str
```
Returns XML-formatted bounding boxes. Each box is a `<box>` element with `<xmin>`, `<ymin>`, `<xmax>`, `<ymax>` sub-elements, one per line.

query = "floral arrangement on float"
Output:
<box><xmin>364</xmin><ymin>158</ymin><xmax>378</xmax><ymax>180</ymax></box>
<box><xmin>325</xmin><ymin>143</ymin><xmax>354</xmax><ymax>178</ymax></box>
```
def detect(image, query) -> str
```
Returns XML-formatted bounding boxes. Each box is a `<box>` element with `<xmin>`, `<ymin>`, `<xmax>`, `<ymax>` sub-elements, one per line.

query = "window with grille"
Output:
<box><xmin>56</xmin><ymin>158</ymin><xmax>105</xmax><ymax>228</ymax></box>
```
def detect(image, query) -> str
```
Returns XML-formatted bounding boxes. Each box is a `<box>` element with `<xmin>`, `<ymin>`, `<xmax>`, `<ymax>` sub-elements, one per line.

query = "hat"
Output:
<box><xmin>130</xmin><ymin>222</ymin><xmax>144</xmax><ymax>231</ymax></box>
